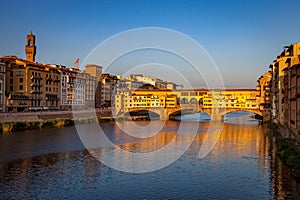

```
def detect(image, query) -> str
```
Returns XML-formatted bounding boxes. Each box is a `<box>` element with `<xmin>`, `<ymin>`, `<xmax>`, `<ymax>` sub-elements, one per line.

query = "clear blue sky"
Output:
<box><xmin>1</xmin><ymin>0</ymin><xmax>300</xmax><ymax>88</ymax></box>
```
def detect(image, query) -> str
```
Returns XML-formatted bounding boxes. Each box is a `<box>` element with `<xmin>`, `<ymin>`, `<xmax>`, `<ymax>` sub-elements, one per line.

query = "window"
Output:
<box><xmin>19</xmin><ymin>78</ymin><xmax>23</xmax><ymax>83</ymax></box>
<box><xmin>10</xmin><ymin>86</ymin><xmax>13</xmax><ymax>91</ymax></box>
<box><xmin>19</xmin><ymin>85</ymin><xmax>23</xmax><ymax>90</ymax></box>
<box><xmin>16</xmin><ymin>71</ymin><xmax>24</xmax><ymax>76</ymax></box>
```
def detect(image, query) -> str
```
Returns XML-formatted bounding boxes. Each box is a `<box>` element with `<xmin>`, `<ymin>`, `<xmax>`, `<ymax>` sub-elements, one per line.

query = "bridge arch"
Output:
<box><xmin>123</xmin><ymin>109</ymin><xmax>161</xmax><ymax>120</ymax></box>
<box><xmin>221</xmin><ymin>109</ymin><xmax>262</xmax><ymax>117</ymax></box>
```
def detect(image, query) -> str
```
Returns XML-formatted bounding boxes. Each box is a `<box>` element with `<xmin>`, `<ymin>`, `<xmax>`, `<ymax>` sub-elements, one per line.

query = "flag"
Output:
<box><xmin>74</xmin><ymin>58</ymin><xmax>79</xmax><ymax>65</ymax></box>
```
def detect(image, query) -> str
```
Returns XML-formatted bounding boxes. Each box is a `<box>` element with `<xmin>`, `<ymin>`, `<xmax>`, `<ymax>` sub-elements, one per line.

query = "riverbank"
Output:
<box><xmin>0</xmin><ymin>110</ymin><xmax>113</xmax><ymax>122</ymax></box>
<box><xmin>0</xmin><ymin>110</ymin><xmax>115</xmax><ymax>133</ymax></box>
<box><xmin>0</xmin><ymin>115</ymin><xmax>114</xmax><ymax>133</ymax></box>
<box><xmin>270</xmin><ymin>122</ymin><xmax>300</xmax><ymax>180</ymax></box>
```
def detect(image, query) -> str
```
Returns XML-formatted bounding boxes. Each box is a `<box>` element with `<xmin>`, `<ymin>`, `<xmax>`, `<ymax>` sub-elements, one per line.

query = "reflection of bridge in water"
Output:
<box><xmin>125</xmin><ymin>104</ymin><xmax>261</xmax><ymax>121</ymax></box>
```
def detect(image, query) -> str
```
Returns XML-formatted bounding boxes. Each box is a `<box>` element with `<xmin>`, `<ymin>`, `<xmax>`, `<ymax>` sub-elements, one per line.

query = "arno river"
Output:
<box><xmin>0</xmin><ymin>112</ymin><xmax>300</xmax><ymax>199</ymax></box>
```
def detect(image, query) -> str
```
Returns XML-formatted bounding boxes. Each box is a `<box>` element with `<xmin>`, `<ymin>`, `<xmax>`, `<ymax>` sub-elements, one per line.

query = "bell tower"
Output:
<box><xmin>25</xmin><ymin>30</ymin><xmax>36</xmax><ymax>62</ymax></box>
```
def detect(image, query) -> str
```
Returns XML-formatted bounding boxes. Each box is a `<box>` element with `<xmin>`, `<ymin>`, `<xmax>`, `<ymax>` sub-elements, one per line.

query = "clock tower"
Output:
<box><xmin>25</xmin><ymin>30</ymin><xmax>36</xmax><ymax>62</ymax></box>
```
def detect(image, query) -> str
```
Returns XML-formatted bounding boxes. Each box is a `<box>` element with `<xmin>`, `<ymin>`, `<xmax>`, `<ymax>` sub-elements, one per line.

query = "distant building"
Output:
<box><xmin>0</xmin><ymin>62</ymin><xmax>5</xmax><ymax>112</ymax></box>
<box><xmin>128</xmin><ymin>74</ymin><xmax>156</xmax><ymax>86</ymax></box>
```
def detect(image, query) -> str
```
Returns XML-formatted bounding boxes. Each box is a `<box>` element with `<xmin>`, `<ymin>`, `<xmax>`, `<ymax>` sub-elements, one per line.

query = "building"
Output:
<box><xmin>101</xmin><ymin>73</ymin><xmax>119</xmax><ymax>108</ymax></box>
<box><xmin>85</xmin><ymin>64</ymin><xmax>102</xmax><ymax>108</ymax></box>
<box><xmin>282</xmin><ymin>43</ymin><xmax>300</xmax><ymax>136</ymax></box>
<box><xmin>269</xmin><ymin>47</ymin><xmax>291</xmax><ymax>125</ymax></box>
<box><xmin>256</xmin><ymin>71</ymin><xmax>272</xmax><ymax>121</ymax></box>
<box><xmin>0</xmin><ymin>56</ymin><xmax>61</xmax><ymax>112</ymax></box>
<box><xmin>0</xmin><ymin>31</ymin><xmax>61</xmax><ymax>111</ymax></box>
<box><xmin>114</xmin><ymin>89</ymin><xmax>178</xmax><ymax>114</ymax></box>
<box><xmin>0</xmin><ymin>62</ymin><xmax>5</xmax><ymax>112</ymax></box>
<box><xmin>59</xmin><ymin>67</ymin><xmax>82</xmax><ymax>110</ymax></box>
<box><xmin>267</xmin><ymin>41</ymin><xmax>300</xmax><ymax>139</ymax></box>
<box><xmin>82</xmin><ymin>71</ymin><xmax>97</xmax><ymax>109</ymax></box>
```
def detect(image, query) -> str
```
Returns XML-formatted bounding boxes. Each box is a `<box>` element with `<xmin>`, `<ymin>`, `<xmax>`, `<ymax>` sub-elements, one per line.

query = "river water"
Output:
<box><xmin>0</xmin><ymin>112</ymin><xmax>299</xmax><ymax>199</ymax></box>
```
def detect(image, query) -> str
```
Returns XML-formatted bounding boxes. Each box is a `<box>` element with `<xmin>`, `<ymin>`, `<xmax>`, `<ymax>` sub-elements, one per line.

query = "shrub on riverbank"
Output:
<box><xmin>26</xmin><ymin>121</ymin><xmax>43</xmax><ymax>129</ymax></box>
<box><xmin>276</xmin><ymin>137</ymin><xmax>300</xmax><ymax>179</ymax></box>
<box><xmin>0</xmin><ymin>121</ymin><xmax>28</xmax><ymax>133</ymax></box>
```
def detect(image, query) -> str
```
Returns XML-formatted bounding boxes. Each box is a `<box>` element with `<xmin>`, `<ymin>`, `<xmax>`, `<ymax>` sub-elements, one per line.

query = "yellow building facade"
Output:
<box><xmin>114</xmin><ymin>89</ymin><xmax>260</xmax><ymax>114</ymax></box>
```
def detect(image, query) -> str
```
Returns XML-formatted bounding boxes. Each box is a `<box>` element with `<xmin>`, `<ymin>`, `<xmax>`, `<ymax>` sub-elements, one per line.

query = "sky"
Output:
<box><xmin>1</xmin><ymin>0</ymin><xmax>300</xmax><ymax>88</ymax></box>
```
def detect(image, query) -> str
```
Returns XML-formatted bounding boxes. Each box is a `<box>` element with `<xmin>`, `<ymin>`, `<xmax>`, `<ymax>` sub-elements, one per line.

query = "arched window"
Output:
<box><xmin>28</xmin><ymin>39</ymin><xmax>33</xmax><ymax>46</ymax></box>
<box><xmin>181</xmin><ymin>98</ymin><xmax>188</xmax><ymax>104</ymax></box>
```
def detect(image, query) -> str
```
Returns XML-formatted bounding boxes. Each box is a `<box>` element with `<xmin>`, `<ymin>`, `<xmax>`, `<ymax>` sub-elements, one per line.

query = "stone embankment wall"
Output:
<box><xmin>0</xmin><ymin>110</ymin><xmax>112</xmax><ymax>122</ymax></box>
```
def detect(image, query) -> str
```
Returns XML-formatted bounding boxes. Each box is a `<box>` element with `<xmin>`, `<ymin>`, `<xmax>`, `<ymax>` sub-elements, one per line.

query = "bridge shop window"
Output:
<box><xmin>181</xmin><ymin>92</ymin><xmax>188</xmax><ymax>96</ymax></box>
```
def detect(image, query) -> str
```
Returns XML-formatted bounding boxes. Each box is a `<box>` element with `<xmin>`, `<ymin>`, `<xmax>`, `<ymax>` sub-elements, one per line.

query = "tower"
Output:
<box><xmin>25</xmin><ymin>30</ymin><xmax>36</xmax><ymax>62</ymax></box>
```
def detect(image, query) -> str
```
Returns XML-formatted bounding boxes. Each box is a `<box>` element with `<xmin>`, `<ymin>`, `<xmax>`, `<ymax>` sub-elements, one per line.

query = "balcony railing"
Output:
<box><xmin>28</xmin><ymin>96</ymin><xmax>43</xmax><ymax>100</ymax></box>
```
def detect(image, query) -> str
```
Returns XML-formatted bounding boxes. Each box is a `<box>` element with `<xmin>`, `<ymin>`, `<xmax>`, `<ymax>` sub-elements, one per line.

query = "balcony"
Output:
<box><xmin>46</xmin><ymin>97</ymin><xmax>60</xmax><ymax>101</ymax></box>
<box><xmin>10</xmin><ymin>95</ymin><xmax>29</xmax><ymax>100</ymax></box>
<box><xmin>31</xmin><ymin>90</ymin><xmax>43</xmax><ymax>94</ymax></box>
<box><xmin>30</xmin><ymin>83</ymin><xmax>43</xmax><ymax>87</ymax></box>
<box><xmin>28</xmin><ymin>96</ymin><xmax>43</xmax><ymax>100</ymax></box>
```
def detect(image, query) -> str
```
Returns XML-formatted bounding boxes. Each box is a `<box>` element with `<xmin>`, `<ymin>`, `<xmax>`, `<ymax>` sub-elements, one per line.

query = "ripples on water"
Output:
<box><xmin>0</xmin><ymin>112</ymin><xmax>299</xmax><ymax>199</ymax></box>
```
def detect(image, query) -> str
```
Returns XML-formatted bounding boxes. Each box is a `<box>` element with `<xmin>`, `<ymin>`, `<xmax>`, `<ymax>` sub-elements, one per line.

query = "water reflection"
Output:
<box><xmin>0</xmin><ymin>120</ymin><xmax>299</xmax><ymax>199</ymax></box>
<box><xmin>178</xmin><ymin>111</ymin><xmax>259</xmax><ymax>125</ymax></box>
